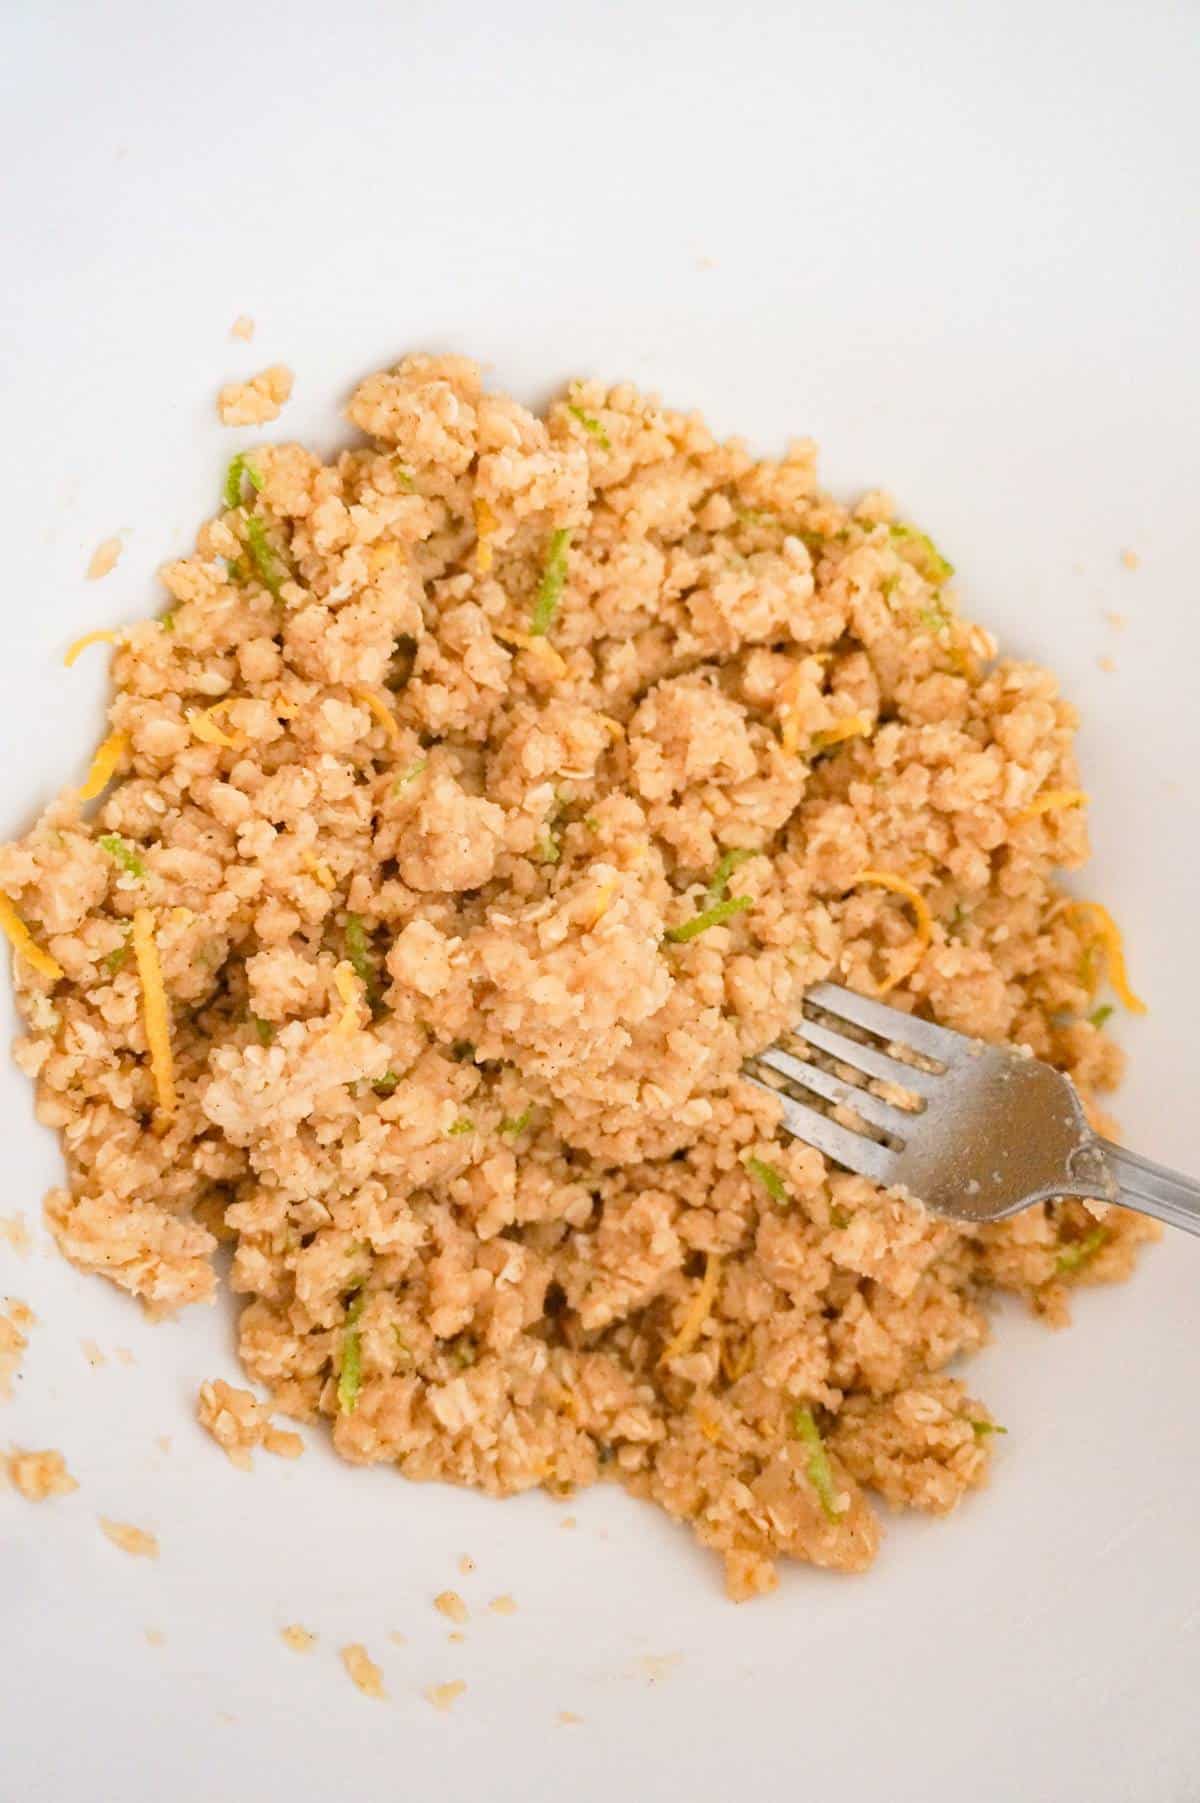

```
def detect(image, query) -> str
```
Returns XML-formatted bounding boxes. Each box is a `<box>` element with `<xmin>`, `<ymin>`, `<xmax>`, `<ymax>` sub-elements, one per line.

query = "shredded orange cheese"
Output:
<box><xmin>0</xmin><ymin>895</ymin><xmax>62</xmax><ymax>981</ymax></box>
<box><xmin>76</xmin><ymin>730</ymin><xmax>128</xmax><ymax>802</ymax></box>
<box><xmin>850</xmin><ymin>870</ymin><xmax>934</xmax><ymax>995</ymax></box>
<box><xmin>186</xmin><ymin>701</ymin><xmax>242</xmax><ymax>749</ymax></box>
<box><xmin>1066</xmin><ymin>900</ymin><xmax>1146</xmax><ymax>1014</ymax></box>
<box><xmin>352</xmin><ymin>688</ymin><xmax>401</xmax><ymax>743</ymax></box>
<box><xmin>719</xmin><ymin>1335</ymin><xmax>755</xmax><ymax>1383</ymax></box>
<box><xmin>474</xmin><ymin>498</ymin><xmax>498</xmax><ymax>574</ymax></box>
<box><xmin>811</xmin><ymin>712</ymin><xmax>872</xmax><ymax>752</ymax></box>
<box><xmin>1015</xmin><ymin>788</ymin><xmax>1089</xmax><ymax>824</ymax></box>
<box><xmin>495</xmin><ymin>629</ymin><xmax>568</xmax><ymax>679</ymax></box>
<box><xmin>777</xmin><ymin>664</ymin><xmax>808</xmax><ymax>756</ymax></box>
<box><xmin>332</xmin><ymin>961</ymin><xmax>363</xmax><ymax>1033</ymax></box>
<box><xmin>660</xmin><ymin>1253</ymin><xmax>722</xmax><ymax>1364</ymax></box>
<box><xmin>64</xmin><ymin>628</ymin><xmax>120</xmax><ymax>667</ymax></box>
<box><xmin>131</xmin><ymin>909</ymin><xmax>176</xmax><ymax>1117</ymax></box>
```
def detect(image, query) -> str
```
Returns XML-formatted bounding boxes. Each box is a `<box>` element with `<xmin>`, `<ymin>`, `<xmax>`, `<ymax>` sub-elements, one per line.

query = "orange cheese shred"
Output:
<box><xmin>849</xmin><ymin>869</ymin><xmax>934</xmax><ymax>996</ymax></box>
<box><xmin>64</xmin><ymin>629</ymin><xmax>120</xmax><ymax>667</ymax></box>
<box><xmin>351</xmin><ymin>689</ymin><xmax>402</xmax><ymax>743</ymax></box>
<box><xmin>1066</xmin><ymin>900</ymin><xmax>1146</xmax><ymax>1014</ymax></box>
<box><xmin>131</xmin><ymin>908</ymin><xmax>176</xmax><ymax>1117</ymax></box>
<box><xmin>0</xmin><ymin>895</ymin><xmax>62</xmax><ymax>981</ymax></box>
<box><xmin>659</xmin><ymin>1253</ymin><xmax>722</xmax><ymax>1364</ymax></box>
<box><xmin>76</xmin><ymin>731</ymin><xmax>129</xmax><ymax>802</ymax></box>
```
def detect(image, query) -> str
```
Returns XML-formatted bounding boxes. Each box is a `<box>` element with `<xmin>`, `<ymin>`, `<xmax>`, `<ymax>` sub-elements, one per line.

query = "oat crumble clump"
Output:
<box><xmin>196</xmin><ymin>1377</ymin><xmax>304</xmax><ymax>1468</ymax></box>
<box><xmin>0</xmin><ymin>354</ymin><xmax>1155</xmax><ymax>1597</ymax></box>
<box><xmin>5</xmin><ymin>1446</ymin><xmax>78</xmax><ymax>1500</ymax></box>
<box><xmin>0</xmin><ymin>1301</ymin><xmax>35</xmax><ymax>1401</ymax></box>
<box><xmin>217</xmin><ymin>364</ymin><xmax>293</xmax><ymax>427</ymax></box>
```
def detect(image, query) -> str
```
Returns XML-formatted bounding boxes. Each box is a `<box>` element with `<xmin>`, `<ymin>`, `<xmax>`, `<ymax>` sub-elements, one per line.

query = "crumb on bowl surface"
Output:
<box><xmin>5</xmin><ymin>1446</ymin><xmax>77</xmax><ymax>1500</ymax></box>
<box><xmin>217</xmin><ymin>364</ymin><xmax>293</xmax><ymax>427</ymax></box>
<box><xmin>0</xmin><ymin>354</ymin><xmax>1155</xmax><ymax>1598</ymax></box>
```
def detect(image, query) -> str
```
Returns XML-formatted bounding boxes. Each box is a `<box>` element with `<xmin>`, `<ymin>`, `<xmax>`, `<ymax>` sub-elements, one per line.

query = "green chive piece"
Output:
<box><xmin>969</xmin><ymin>1419</ymin><xmax>1008</xmax><ymax>1438</ymax></box>
<box><xmin>103</xmin><ymin>940</ymin><xmax>131</xmax><ymax>975</ymax></box>
<box><xmin>500</xmin><ymin>1107</ymin><xmax>532</xmax><ymax>1136</ymax></box>
<box><xmin>223</xmin><ymin>454</ymin><xmax>264</xmax><ymax>511</ymax></box>
<box><xmin>792</xmin><ymin>1405</ymin><xmax>843</xmax><ymax>1523</ymax></box>
<box><xmin>663</xmin><ymin>893</ymin><xmax>753</xmax><ymax>944</ymax></box>
<box><xmin>529</xmin><ymin>528</ymin><xmax>570</xmax><ymax>636</ymax></box>
<box><xmin>707</xmin><ymin>847</ymin><xmax>759</xmax><ymax>900</ymax></box>
<box><xmin>372</xmin><ymin>1071</ymin><xmax>399</xmax><ymax>1097</ymax></box>
<box><xmin>391</xmin><ymin>458</ymin><xmax>416</xmax><ymax>492</ymax></box>
<box><xmin>343</xmin><ymin>914</ymin><xmax>378</xmax><ymax>1006</ymax></box>
<box><xmin>744</xmin><ymin>1156</ymin><xmax>788</xmax><ymax>1205</ymax></box>
<box><xmin>242</xmin><ymin>513</ymin><xmax>287</xmax><ymax>598</ymax></box>
<box><xmin>447</xmin><ymin>1118</ymin><xmax>475</xmax><ymax>1138</ymax></box>
<box><xmin>251</xmin><ymin>1016</ymin><xmax>275</xmax><ymax>1046</ymax></box>
<box><xmin>98</xmin><ymin>834</ymin><xmax>146</xmax><ymax>879</ymax></box>
<box><xmin>393</xmin><ymin>757</ymin><xmax>428</xmax><ymax>792</ymax></box>
<box><xmin>566</xmin><ymin>404</ymin><xmax>611</xmax><ymax>450</ymax></box>
<box><xmin>337</xmin><ymin>1292</ymin><xmax>366</xmax><ymax>1414</ymax></box>
<box><xmin>1056</xmin><ymin>1226</ymin><xmax>1109</xmax><ymax>1274</ymax></box>
<box><xmin>1088</xmin><ymin>1004</ymin><xmax>1114</xmax><ymax>1028</ymax></box>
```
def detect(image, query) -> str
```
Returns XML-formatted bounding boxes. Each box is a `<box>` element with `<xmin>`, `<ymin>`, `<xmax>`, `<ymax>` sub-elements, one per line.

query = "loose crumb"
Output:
<box><xmin>217</xmin><ymin>364</ymin><xmax>293</xmax><ymax>427</ymax></box>
<box><xmin>433</xmin><ymin>1589</ymin><xmax>469</xmax><ymax>1624</ymax></box>
<box><xmin>80</xmin><ymin>1339</ymin><xmax>106</xmax><ymax>1368</ymax></box>
<box><xmin>448</xmin><ymin>1630</ymin><xmax>465</xmax><ymax>1644</ymax></box>
<box><xmin>6</xmin><ymin>1446</ymin><xmax>78</xmax><ymax>1500</ymax></box>
<box><xmin>424</xmin><ymin>1681</ymin><xmax>466</xmax><ymax>1713</ymax></box>
<box><xmin>388</xmin><ymin>1631</ymin><xmax>407</xmax><ymax>1647</ymax></box>
<box><xmin>1121</xmin><ymin>549</ymin><xmax>1140</xmax><ymax>570</ymax></box>
<box><xmin>558</xmin><ymin>1711</ymin><xmax>584</xmax><ymax>1725</ymax></box>
<box><xmin>458</xmin><ymin>1553</ymin><xmax>476</xmax><ymax>1575</ymax></box>
<box><xmin>1097</xmin><ymin>654</ymin><xmax>1117</xmax><ymax>673</ymax></box>
<box><xmin>114</xmin><ymin>1347</ymin><xmax>135</xmax><ymax>1367</ymax></box>
<box><xmin>144</xmin><ymin>1628</ymin><xmax>166</xmax><ymax>1648</ymax></box>
<box><xmin>0</xmin><ymin>1301</ymin><xmax>34</xmax><ymax>1401</ymax></box>
<box><xmin>231</xmin><ymin>315</ymin><xmax>256</xmax><ymax>343</ymax></box>
<box><xmin>197</xmin><ymin>1377</ymin><xmax>304</xmax><ymax>1468</ymax></box>
<box><xmin>0</xmin><ymin>1214</ymin><xmax>31</xmax><ymax>1257</ymax></box>
<box><xmin>560</xmin><ymin>1515</ymin><xmax>577</xmax><ymax>1530</ymax></box>
<box><xmin>488</xmin><ymin>1595</ymin><xmax>518</xmax><ymax>1616</ymax></box>
<box><xmin>280</xmin><ymin>1624</ymin><xmax>317</xmax><ymax>1654</ymax></box>
<box><xmin>86</xmin><ymin>538</ymin><xmax>123</xmax><ymax>580</ymax></box>
<box><xmin>156</xmin><ymin>1435</ymin><xmax>172</xmax><ymax>1454</ymax></box>
<box><xmin>1104</xmin><ymin>611</ymin><xmax>1127</xmax><ymax>630</ymax></box>
<box><xmin>340</xmin><ymin>1643</ymin><xmax>385</xmax><ymax>1699</ymax></box>
<box><xmin>99</xmin><ymin>1517</ymin><xmax>158</xmax><ymax>1558</ymax></box>
<box><xmin>634</xmin><ymin>1652</ymin><xmax>683</xmax><ymax>1683</ymax></box>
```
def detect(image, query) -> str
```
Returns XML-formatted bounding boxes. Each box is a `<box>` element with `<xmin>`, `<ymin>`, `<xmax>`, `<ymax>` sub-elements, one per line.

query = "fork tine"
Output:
<box><xmin>755</xmin><ymin>1046</ymin><xmax>911</xmax><ymax>1136</ymax></box>
<box><xmin>789</xmin><ymin>1016</ymin><xmax>940</xmax><ymax>1097</ymax></box>
<box><xmin>806</xmin><ymin>981</ymin><xmax>964</xmax><ymax>1064</ymax></box>
<box><xmin>743</xmin><ymin>1072</ymin><xmax>896</xmax><ymax>1183</ymax></box>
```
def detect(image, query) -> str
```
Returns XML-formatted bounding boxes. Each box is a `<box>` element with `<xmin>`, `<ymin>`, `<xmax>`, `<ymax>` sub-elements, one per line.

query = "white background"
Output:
<box><xmin>2</xmin><ymin>2</ymin><xmax>1199</xmax><ymax>1799</ymax></box>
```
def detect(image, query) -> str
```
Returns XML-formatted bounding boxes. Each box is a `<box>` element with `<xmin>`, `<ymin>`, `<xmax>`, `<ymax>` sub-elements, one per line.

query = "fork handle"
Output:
<box><xmin>1100</xmin><ymin>1139</ymin><xmax>1200</xmax><ymax>1238</ymax></box>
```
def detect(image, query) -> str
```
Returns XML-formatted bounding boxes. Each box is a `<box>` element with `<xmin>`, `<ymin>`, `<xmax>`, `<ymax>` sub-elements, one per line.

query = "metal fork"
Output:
<box><xmin>745</xmin><ymin>981</ymin><xmax>1200</xmax><ymax>1236</ymax></box>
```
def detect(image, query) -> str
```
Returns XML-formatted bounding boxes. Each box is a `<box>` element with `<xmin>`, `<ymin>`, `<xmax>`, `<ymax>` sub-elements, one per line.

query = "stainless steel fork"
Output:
<box><xmin>745</xmin><ymin>981</ymin><xmax>1200</xmax><ymax>1235</ymax></box>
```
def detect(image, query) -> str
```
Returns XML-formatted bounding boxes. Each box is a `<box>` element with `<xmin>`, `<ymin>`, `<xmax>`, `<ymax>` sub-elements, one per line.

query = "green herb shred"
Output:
<box><xmin>98</xmin><ymin>834</ymin><xmax>146</xmax><ymax>879</ymax></box>
<box><xmin>343</xmin><ymin>914</ymin><xmax>379</xmax><ymax>1006</ymax></box>
<box><xmin>664</xmin><ymin>893</ymin><xmax>753</xmax><ymax>944</ymax></box>
<box><xmin>744</xmin><ymin>1155</ymin><xmax>788</xmax><ymax>1204</ymax></box>
<box><xmin>707</xmin><ymin>847</ymin><xmax>760</xmax><ymax>900</ymax></box>
<box><xmin>566</xmin><ymin>403</ymin><xmax>611</xmax><ymax>450</ymax></box>
<box><xmin>1089</xmin><ymin>1004</ymin><xmax>1114</xmax><ymax>1028</ymax></box>
<box><xmin>103</xmin><ymin>939</ymin><xmax>131</xmax><ymax>974</ymax></box>
<box><xmin>372</xmin><ymin>1071</ymin><xmax>400</xmax><ymax>1097</ymax></box>
<box><xmin>242</xmin><ymin>513</ymin><xmax>287</xmax><ymax>598</ymax></box>
<box><xmin>337</xmin><ymin>1292</ymin><xmax>366</xmax><ymax>1414</ymax></box>
<box><xmin>968</xmin><ymin>1418</ymin><xmax>1009</xmax><ymax>1438</ymax></box>
<box><xmin>792</xmin><ymin>1405</ymin><xmax>843</xmax><ymax>1523</ymax></box>
<box><xmin>448</xmin><ymin>1117</ymin><xmax>476</xmax><ymax>1138</ymax></box>
<box><xmin>530</xmin><ymin>528</ymin><xmax>570</xmax><ymax>636</ymax></box>
<box><xmin>393</xmin><ymin>757</ymin><xmax>428</xmax><ymax>792</ymax></box>
<box><xmin>500</xmin><ymin>1107</ymin><xmax>532</xmax><ymax>1136</ymax></box>
<box><xmin>222</xmin><ymin>453</ymin><xmax>265</xmax><ymax>511</ymax></box>
<box><xmin>250</xmin><ymin>1015</ymin><xmax>275</xmax><ymax>1046</ymax></box>
<box><xmin>1055</xmin><ymin>1225</ymin><xmax>1109</xmax><ymax>1274</ymax></box>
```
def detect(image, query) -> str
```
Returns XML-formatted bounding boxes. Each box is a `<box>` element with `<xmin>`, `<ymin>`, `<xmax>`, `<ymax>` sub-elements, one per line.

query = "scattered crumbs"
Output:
<box><xmin>388</xmin><ymin>1631</ymin><xmax>407</xmax><ymax>1647</ymax></box>
<box><xmin>434</xmin><ymin>1589</ymin><xmax>469</xmax><ymax>1624</ymax></box>
<box><xmin>0</xmin><ymin>1300</ymin><xmax>34</xmax><ymax>1400</ymax></box>
<box><xmin>80</xmin><ymin>1339</ymin><xmax>106</xmax><ymax>1369</ymax></box>
<box><xmin>280</xmin><ymin>1624</ymin><xmax>317</xmax><ymax>1655</ymax></box>
<box><xmin>0</xmin><ymin>1213</ymin><xmax>31</xmax><ymax>1257</ymax></box>
<box><xmin>114</xmin><ymin>1346</ymin><xmax>135</xmax><ymax>1367</ymax></box>
<box><xmin>633</xmin><ymin>1652</ymin><xmax>684</xmax><ymax>1684</ymax></box>
<box><xmin>448</xmin><ymin>1631</ymin><xmax>466</xmax><ymax>1644</ymax></box>
<box><xmin>696</xmin><ymin>256</ymin><xmax>717</xmax><ymax>270</ymax></box>
<box><xmin>156</xmin><ymin>1435</ymin><xmax>172</xmax><ymax>1454</ymax></box>
<box><xmin>231</xmin><ymin>315</ymin><xmax>256</xmax><ymax>342</ymax></box>
<box><xmin>6</xmin><ymin>1447</ymin><xmax>78</xmax><ymax>1501</ymax></box>
<box><xmin>488</xmin><ymin>1594</ymin><xmax>518</xmax><ymax>1616</ymax></box>
<box><xmin>99</xmin><ymin>1517</ymin><xmax>159</xmax><ymax>1559</ymax></box>
<box><xmin>86</xmin><ymin>537</ymin><xmax>123</xmax><ymax>580</ymax></box>
<box><xmin>1121</xmin><ymin>548</ymin><xmax>1140</xmax><ymax>571</ymax></box>
<box><xmin>144</xmin><ymin>1628</ymin><xmax>166</xmax><ymax>1648</ymax></box>
<box><xmin>263</xmin><ymin>1425</ymin><xmax>305</xmax><ymax>1459</ymax></box>
<box><xmin>1104</xmin><ymin>611</ymin><xmax>1127</xmax><ymax>630</ymax></box>
<box><xmin>558</xmin><ymin>1711</ymin><xmax>584</xmax><ymax>1726</ymax></box>
<box><xmin>1097</xmin><ymin>654</ymin><xmax>1117</xmax><ymax>673</ymax></box>
<box><xmin>560</xmin><ymin>1514</ymin><xmax>577</xmax><ymax>1530</ymax></box>
<box><xmin>217</xmin><ymin>364</ymin><xmax>293</xmax><ymax>427</ymax></box>
<box><xmin>197</xmin><ymin>1377</ymin><xmax>302</xmax><ymax>1468</ymax></box>
<box><xmin>340</xmin><ymin>1643</ymin><xmax>385</xmax><ymax>1699</ymax></box>
<box><xmin>424</xmin><ymin>1680</ymin><xmax>466</xmax><ymax>1713</ymax></box>
<box><xmin>458</xmin><ymin>1553</ymin><xmax>476</xmax><ymax>1576</ymax></box>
